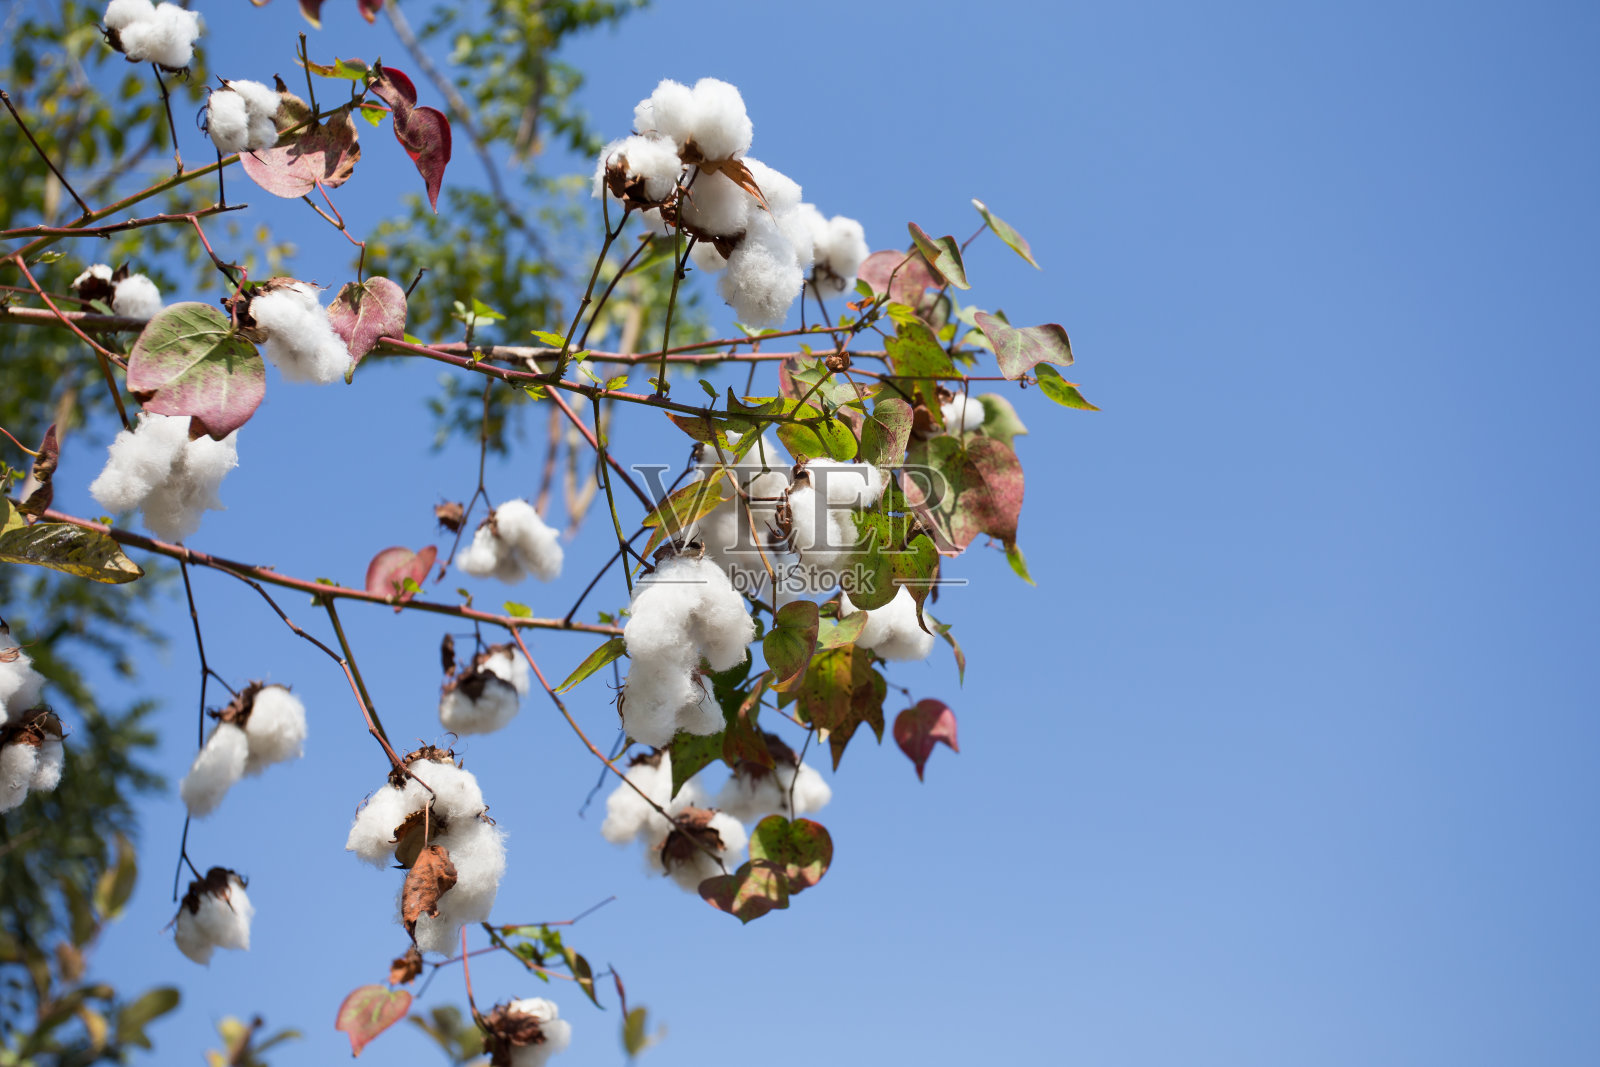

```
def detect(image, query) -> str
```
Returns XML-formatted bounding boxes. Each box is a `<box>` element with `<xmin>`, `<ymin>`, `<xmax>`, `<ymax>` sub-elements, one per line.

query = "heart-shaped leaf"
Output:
<box><xmin>857</xmin><ymin>249</ymin><xmax>939</xmax><ymax>312</ymax></box>
<box><xmin>971</xmin><ymin>198</ymin><xmax>1040</xmax><ymax>268</ymax></box>
<box><xmin>240</xmin><ymin>106</ymin><xmax>361</xmax><ymax>199</ymax></box>
<box><xmin>893</xmin><ymin>698</ymin><xmax>959</xmax><ymax>781</ymax></box>
<box><xmin>1035</xmin><ymin>363</ymin><xmax>1100</xmax><ymax>411</ymax></box>
<box><xmin>328</xmin><ymin>277</ymin><xmax>407</xmax><ymax>365</ymax></box>
<box><xmin>363</xmin><ymin>545</ymin><xmax>436</xmax><ymax>609</ymax></box>
<box><xmin>974</xmin><ymin>312</ymin><xmax>1073</xmax><ymax>380</ymax></box>
<box><xmin>371</xmin><ymin>65</ymin><xmax>452</xmax><ymax>211</ymax></box>
<box><xmin>126</xmin><ymin>303</ymin><xmax>265</xmax><ymax>440</ymax></box>
<box><xmin>335</xmin><ymin>985</ymin><xmax>412</xmax><ymax>1057</ymax></box>
<box><xmin>763</xmin><ymin>600</ymin><xmax>818</xmax><ymax>689</ymax></box>
<box><xmin>859</xmin><ymin>398</ymin><xmax>912</xmax><ymax>468</ymax></box>
<box><xmin>908</xmin><ymin>223</ymin><xmax>970</xmax><ymax>290</ymax></box>
<box><xmin>697</xmin><ymin>860</ymin><xmax>790</xmax><ymax>923</ymax></box>
<box><xmin>903</xmin><ymin>435</ymin><xmax>1024</xmax><ymax>551</ymax></box>
<box><xmin>749</xmin><ymin>815</ymin><xmax>833</xmax><ymax>894</ymax></box>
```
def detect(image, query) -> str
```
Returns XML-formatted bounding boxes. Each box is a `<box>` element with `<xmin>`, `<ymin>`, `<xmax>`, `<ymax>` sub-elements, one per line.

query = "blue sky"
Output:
<box><xmin>26</xmin><ymin>0</ymin><xmax>1600</xmax><ymax>1064</ymax></box>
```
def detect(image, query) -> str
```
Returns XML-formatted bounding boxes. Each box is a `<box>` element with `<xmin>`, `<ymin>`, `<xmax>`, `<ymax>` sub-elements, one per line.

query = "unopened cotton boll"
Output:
<box><xmin>411</xmin><ymin>816</ymin><xmax>507</xmax><ymax>955</ymax></box>
<box><xmin>805</xmin><ymin>459</ymin><xmax>887</xmax><ymax>509</ymax></box>
<box><xmin>501</xmin><ymin>998</ymin><xmax>573</xmax><ymax>1067</ymax></box>
<box><xmin>248</xmin><ymin>283</ymin><xmax>351</xmax><ymax>385</ymax></box>
<box><xmin>175</xmin><ymin>870</ymin><xmax>253</xmax><ymax>964</ymax></box>
<box><xmin>841</xmin><ymin>587</ymin><xmax>936</xmax><ymax>662</ymax></box>
<box><xmin>114</xmin><ymin>1</ymin><xmax>202</xmax><ymax>69</ymax></box>
<box><xmin>242</xmin><ymin>685</ymin><xmax>307</xmax><ymax>775</ymax></box>
<box><xmin>180</xmin><ymin>722</ymin><xmax>248</xmax><ymax>816</ymax></box>
<box><xmin>941</xmin><ymin>393</ymin><xmax>986</xmax><ymax>432</ymax></box>
<box><xmin>110</xmin><ymin>273</ymin><xmax>162</xmax><ymax>319</ymax></box>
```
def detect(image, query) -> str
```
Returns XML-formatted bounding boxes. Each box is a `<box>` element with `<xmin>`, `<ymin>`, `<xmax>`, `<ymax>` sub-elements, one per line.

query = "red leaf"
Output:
<box><xmin>297</xmin><ymin>0</ymin><xmax>324</xmax><ymax>28</ymax></box>
<box><xmin>973</xmin><ymin>312</ymin><xmax>1073</xmax><ymax>381</ymax></box>
<box><xmin>364</xmin><ymin>545</ymin><xmax>436</xmax><ymax>609</ymax></box>
<box><xmin>328</xmin><ymin>276</ymin><xmax>407</xmax><ymax>364</ymax></box>
<box><xmin>893</xmin><ymin>699</ymin><xmax>959</xmax><ymax>781</ymax></box>
<box><xmin>358</xmin><ymin>0</ymin><xmax>384</xmax><ymax>22</ymax></box>
<box><xmin>370</xmin><ymin>65</ymin><xmax>451</xmax><ymax>212</ymax></box>
<box><xmin>335</xmin><ymin>984</ymin><xmax>411</xmax><ymax>1057</ymax></box>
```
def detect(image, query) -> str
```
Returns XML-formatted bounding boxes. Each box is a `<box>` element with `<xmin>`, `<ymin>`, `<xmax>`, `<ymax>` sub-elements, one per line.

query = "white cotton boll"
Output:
<box><xmin>718</xmin><ymin>759</ymin><xmax>832</xmax><ymax>823</ymax></box>
<box><xmin>411</xmin><ymin>817</ymin><xmax>506</xmax><ymax>955</ymax></box>
<box><xmin>941</xmin><ymin>394</ymin><xmax>986</xmax><ymax>432</ymax></box>
<box><xmin>72</xmin><ymin>263</ymin><xmax>113</xmax><ymax>291</ymax></box>
<box><xmin>228</xmin><ymin>79</ymin><xmax>282</xmax><ymax>149</ymax></box>
<box><xmin>786</xmin><ymin>486</ymin><xmax>858</xmax><ymax>571</ymax></box>
<box><xmin>136</xmin><ymin>429</ymin><xmax>239</xmax><ymax>543</ymax></box>
<box><xmin>89</xmin><ymin>412</ymin><xmax>187</xmax><ymax>514</ymax></box>
<box><xmin>841</xmin><ymin>587</ymin><xmax>936</xmax><ymax>662</ymax></box>
<box><xmin>719</xmin><ymin>218</ymin><xmax>803</xmax><ymax>328</ymax></box>
<box><xmin>637</xmin><ymin>207</ymin><xmax>673</xmax><ymax>236</ymax></box>
<box><xmin>676</xmin><ymin>682</ymin><xmax>724</xmax><ymax>738</ymax></box>
<box><xmin>345</xmin><ymin>783</ymin><xmax>411</xmax><ymax>866</ymax></box>
<box><xmin>595</xmin><ymin>134</ymin><xmax>682</xmax><ymax>202</ymax></box>
<box><xmin>110</xmin><ymin>272</ymin><xmax>160</xmax><ymax>319</ymax></box>
<box><xmin>242</xmin><ymin>685</ymin><xmax>306</xmax><ymax>774</ymax></box>
<box><xmin>741</xmin><ymin>158</ymin><xmax>802</xmax><ymax>216</ymax></box>
<box><xmin>103</xmin><ymin>0</ymin><xmax>154</xmax><ymax>31</ymax></box>
<box><xmin>686</xmin><ymin>78</ymin><xmax>752</xmax><ymax>160</ymax></box>
<box><xmin>804</xmin><ymin>208</ymin><xmax>870</xmax><ymax>299</ymax></box>
<box><xmin>180</xmin><ymin>722</ymin><xmax>248</xmax><ymax>816</ymax></box>
<box><xmin>683</xmin><ymin>558</ymin><xmax>754</xmax><ymax>671</ymax></box>
<box><xmin>505</xmin><ymin>998</ymin><xmax>572</xmax><ymax>1067</ymax></box>
<box><xmin>408</xmin><ymin>760</ymin><xmax>487</xmax><ymax>824</ymax></box>
<box><xmin>0</xmin><ymin>647</ymin><xmax>45</xmax><ymax>723</ymax></box>
<box><xmin>775</xmin><ymin>207</ymin><xmax>816</xmax><ymax>277</ymax></box>
<box><xmin>456</xmin><ymin>524</ymin><xmax>507</xmax><ymax>579</ymax></box>
<box><xmin>30</xmin><ymin>739</ymin><xmax>64</xmax><ymax>793</ymax></box>
<box><xmin>689</xmin><ymin>240</ymin><xmax>728</xmax><ymax>273</ymax></box>
<box><xmin>481</xmin><ymin>648</ymin><xmax>530</xmax><ymax>696</ymax></box>
<box><xmin>206</xmin><ymin>90</ymin><xmax>250</xmax><ymax>154</ymax></box>
<box><xmin>176</xmin><ymin>875</ymin><xmax>253</xmax><ymax>964</ymax></box>
<box><xmin>250</xmin><ymin>283</ymin><xmax>352</xmax><ymax>385</ymax></box>
<box><xmin>618</xmin><ymin>657</ymin><xmax>699</xmax><ymax>748</ymax></box>
<box><xmin>680</xmin><ymin>168</ymin><xmax>749</xmax><ymax>238</ymax></box>
<box><xmin>493</xmin><ymin>499</ymin><xmax>564</xmax><ymax>582</ymax></box>
<box><xmin>601</xmin><ymin>756</ymin><xmax>673</xmax><ymax>845</ymax></box>
<box><xmin>439</xmin><ymin>678</ymin><xmax>519</xmax><ymax>736</ymax></box>
<box><xmin>806</xmin><ymin>459</ymin><xmax>887</xmax><ymax>509</ymax></box>
<box><xmin>0</xmin><ymin>743</ymin><xmax>38</xmax><ymax>812</ymax></box>
<box><xmin>119</xmin><ymin>2</ymin><xmax>201</xmax><ymax>68</ymax></box>
<box><xmin>633</xmin><ymin>79</ymin><xmax>694</xmax><ymax>142</ymax></box>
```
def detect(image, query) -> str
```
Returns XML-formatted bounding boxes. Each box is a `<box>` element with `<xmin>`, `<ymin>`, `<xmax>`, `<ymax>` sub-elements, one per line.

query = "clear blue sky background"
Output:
<box><xmin>28</xmin><ymin>0</ymin><xmax>1600</xmax><ymax>1064</ymax></box>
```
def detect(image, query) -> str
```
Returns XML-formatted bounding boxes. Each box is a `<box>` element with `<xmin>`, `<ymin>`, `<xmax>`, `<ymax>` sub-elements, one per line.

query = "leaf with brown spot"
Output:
<box><xmin>894</xmin><ymin>699</ymin><xmax>959</xmax><ymax>781</ymax></box>
<box><xmin>400</xmin><ymin>845</ymin><xmax>456</xmax><ymax>936</ymax></box>
<box><xmin>240</xmin><ymin>106</ymin><xmax>361</xmax><ymax>199</ymax></box>
<box><xmin>335</xmin><ymin>984</ymin><xmax>411</xmax><ymax>1057</ymax></box>
<box><xmin>903</xmin><ymin>434</ymin><xmax>1025</xmax><ymax>551</ymax></box>
<box><xmin>749</xmin><ymin>815</ymin><xmax>833</xmax><ymax>894</ymax></box>
<box><xmin>974</xmin><ymin>312</ymin><xmax>1073</xmax><ymax>380</ymax></box>
<box><xmin>388</xmin><ymin>945</ymin><xmax>422</xmax><ymax>986</ymax></box>
<box><xmin>697</xmin><ymin>860</ymin><xmax>790</xmax><ymax>924</ymax></box>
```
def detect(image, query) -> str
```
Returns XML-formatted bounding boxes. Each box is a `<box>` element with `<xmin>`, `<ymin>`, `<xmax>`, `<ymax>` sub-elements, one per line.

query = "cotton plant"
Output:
<box><xmin>205</xmin><ymin>79</ymin><xmax>283</xmax><ymax>155</ymax></box>
<box><xmin>179</xmin><ymin>683</ymin><xmax>308</xmax><ymax>817</ymax></box>
<box><xmin>439</xmin><ymin>644</ymin><xmax>530</xmax><ymax>735</ymax></box>
<box><xmin>456</xmin><ymin>499</ymin><xmax>564</xmax><ymax>584</ymax></box>
<box><xmin>481</xmin><ymin>997</ymin><xmax>573</xmax><ymax>1067</ymax></box>
<box><xmin>716</xmin><ymin>732</ymin><xmax>832</xmax><ymax>823</ymax></box>
<box><xmin>102</xmin><ymin>0</ymin><xmax>201</xmax><ymax>70</ymax></box>
<box><xmin>71</xmin><ymin>263</ymin><xmax>163</xmax><ymax>320</ymax></box>
<box><xmin>88</xmin><ymin>412</ymin><xmax>238</xmax><ymax>543</ymax></box>
<box><xmin>238</xmin><ymin>280</ymin><xmax>354</xmax><ymax>385</ymax></box>
<box><xmin>345</xmin><ymin>748</ymin><xmax>507</xmax><ymax>955</ymax></box>
<box><xmin>599</xmin><ymin>751</ymin><xmax>746</xmax><ymax>892</ymax></box>
<box><xmin>173</xmin><ymin>867</ymin><xmax>253</xmax><ymax>965</ymax></box>
<box><xmin>617</xmin><ymin>550</ymin><xmax>755</xmax><ymax>747</ymax></box>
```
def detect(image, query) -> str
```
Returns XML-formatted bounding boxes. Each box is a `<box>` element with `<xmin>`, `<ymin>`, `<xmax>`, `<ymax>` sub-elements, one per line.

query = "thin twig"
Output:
<box><xmin>0</xmin><ymin>89</ymin><xmax>93</xmax><ymax>217</ymax></box>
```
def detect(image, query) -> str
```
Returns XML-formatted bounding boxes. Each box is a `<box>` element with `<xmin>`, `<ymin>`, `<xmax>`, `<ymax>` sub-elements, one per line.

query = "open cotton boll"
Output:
<box><xmin>742</xmin><ymin>158</ymin><xmax>802</xmax><ymax>216</ymax></box>
<box><xmin>500</xmin><ymin>998</ymin><xmax>573</xmax><ymax>1067</ymax></box>
<box><xmin>30</xmin><ymin>739</ymin><xmax>64</xmax><ymax>793</ymax></box>
<box><xmin>481</xmin><ymin>647</ymin><xmax>531</xmax><ymax>696</ymax></box>
<box><xmin>242</xmin><ymin>685</ymin><xmax>307</xmax><ymax>775</ymax></box>
<box><xmin>229</xmin><ymin>79</ymin><xmax>282</xmax><ymax>148</ymax></box>
<box><xmin>411</xmin><ymin>817</ymin><xmax>507</xmax><ymax>955</ymax></box>
<box><xmin>841</xmin><ymin>587</ymin><xmax>936</xmax><ymax>662</ymax></box>
<box><xmin>175</xmin><ymin>870</ymin><xmax>253</xmax><ymax>964</ymax></box>
<box><xmin>718</xmin><ymin>758</ymin><xmax>832</xmax><ymax>823</ymax></box>
<box><xmin>249</xmin><ymin>283</ymin><xmax>352</xmax><ymax>385</ymax></box>
<box><xmin>134</xmin><ymin>430</ymin><xmax>239</xmax><ymax>543</ymax></box>
<box><xmin>689</xmin><ymin>240</ymin><xmax>728</xmax><ymax>273</ymax></box>
<box><xmin>785</xmin><ymin>485</ymin><xmax>858</xmax><ymax>571</ymax></box>
<box><xmin>116</xmin><ymin>2</ymin><xmax>202</xmax><ymax>68</ymax></box>
<box><xmin>719</xmin><ymin>216</ymin><xmax>804</xmax><ymax>327</ymax></box>
<box><xmin>805</xmin><ymin>459</ymin><xmax>887</xmax><ymax>509</ymax></box>
<box><xmin>180</xmin><ymin>722</ymin><xmax>248</xmax><ymax>816</ymax></box>
<box><xmin>345</xmin><ymin>782</ymin><xmax>414</xmax><ymax>866</ymax></box>
<box><xmin>941</xmin><ymin>394</ymin><xmax>986</xmax><ymax>432</ymax></box>
<box><xmin>439</xmin><ymin>677</ymin><xmax>519</xmax><ymax>735</ymax></box>
<box><xmin>110</xmin><ymin>273</ymin><xmax>161</xmax><ymax>319</ymax></box>
<box><xmin>0</xmin><ymin>743</ymin><xmax>38</xmax><ymax>812</ymax></box>
<box><xmin>456</xmin><ymin>523</ymin><xmax>516</xmax><ymax>581</ymax></box>
<box><xmin>0</xmin><ymin>647</ymin><xmax>45</xmax><ymax>723</ymax></box>
<box><xmin>88</xmin><ymin>412</ymin><xmax>188</xmax><ymax>514</ymax></box>
<box><xmin>594</xmin><ymin>133</ymin><xmax>682</xmax><ymax>202</ymax></box>
<box><xmin>634</xmin><ymin>77</ymin><xmax>752</xmax><ymax>162</ymax></box>
<box><xmin>617</xmin><ymin>655</ymin><xmax>701</xmax><ymax>748</ymax></box>
<box><xmin>802</xmin><ymin>207</ymin><xmax>870</xmax><ymax>299</ymax></box>
<box><xmin>103</xmin><ymin>0</ymin><xmax>154</xmax><ymax>31</ymax></box>
<box><xmin>494</xmin><ymin>499</ymin><xmax>564</xmax><ymax>582</ymax></box>
<box><xmin>651</xmin><ymin>808</ymin><xmax>747</xmax><ymax>892</ymax></box>
<box><xmin>683</xmin><ymin>561</ymin><xmax>754</xmax><ymax>671</ymax></box>
<box><xmin>601</xmin><ymin>752</ymin><xmax>700</xmax><ymax>845</ymax></box>
<box><xmin>205</xmin><ymin>90</ymin><xmax>250</xmax><ymax>154</ymax></box>
<box><xmin>680</xmin><ymin>168</ymin><xmax>749</xmax><ymax>237</ymax></box>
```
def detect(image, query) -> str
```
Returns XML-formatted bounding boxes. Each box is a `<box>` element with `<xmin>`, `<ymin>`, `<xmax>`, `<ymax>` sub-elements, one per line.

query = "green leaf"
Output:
<box><xmin>1005</xmin><ymin>541</ymin><xmax>1035</xmax><ymax>585</ymax></box>
<box><xmin>972</xmin><ymin>198</ymin><xmax>1040</xmax><ymax>268</ymax></box>
<box><xmin>699</xmin><ymin>378</ymin><xmax>718</xmax><ymax>398</ymax></box>
<box><xmin>667</xmin><ymin>729</ymin><xmax>723</xmax><ymax>798</ymax></box>
<box><xmin>503</xmin><ymin>601</ymin><xmax>532</xmax><ymax>619</ymax></box>
<box><xmin>974</xmin><ymin>312</ymin><xmax>1073</xmax><ymax>381</ymax></box>
<box><xmin>860</xmin><ymin>398</ymin><xmax>913</xmax><ymax>468</ymax></box>
<box><xmin>763</xmin><ymin>600</ymin><xmax>818</xmax><ymax>689</ymax></box>
<box><xmin>623</xmin><ymin>1006</ymin><xmax>657</xmax><ymax>1057</ymax></box>
<box><xmin>115</xmin><ymin>987</ymin><xmax>180</xmax><ymax>1050</ymax></box>
<box><xmin>697</xmin><ymin>859</ymin><xmax>790</xmax><ymax>923</ymax></box>
<box><xmin>798</xmin><ymin>646</ymin><xmax>887</xmax><ymax>770</ymax></box>
<box><xmin>976</xmin><ymin>393</ymin><xmax>1029</xmax><ymax>448</ymax></box>
<box><xmin>555</xmin><ymin>636</ymin><xmax>626</xmax><ymax>694</ymax></box>
<box><xmin>776</xmin><ymin>401</ymin><xmax>858</xmax><ymax>462</ymax></box>
<box><xmin>530</xmin><ymin>329</ymin><xmax>567</xmax><ymax>347</ymax></box>
<box><xmin>0</xmin><ymin>502</ymin><xmax>144</xmax><ymax>583</ymax></box>
<box><xmin>907</xmin><ymin>223</ymin><xmax>971</xmax><ymax>289</ymax></box>
<box><xmin>93</xmin><ymin>832</ymin><xmax>137</xmax><ymax>919</ymax></box>
<box><xmin>125</xmin><ymin>303</ymin><xmax>266</xmax><ymax>439</ymax></box>
<box><xmin>358</xmin><ymin>102</ymin><xmax>387</xmax><ymax>126</ymax></box>
<box><xmin>1035</xmin><ymin>363</ymin><xmax>1100</xmax><ymax>410</ymax></box>
<box><xmin>640</xmin><ymin>470</ymin><xmax>730</xmax><ymax>557</ymax></box>
<box><xmin>556</xmin><ymin>945</ymin><xmax>601</xmax><ymax>1008</ymax></box>
<box><xmin>748</xmin><ymin>815</ymin><xmax>833</xmax><ymax>894</ymax></box>
<box><xmin>884</xmin><ymin>318</ymin><xmax>956</xmax><ymax>415</ymax></box>
<box><xmin>815</xmin><ymin>610</ymin><xmax>867</xmax><ymax>650</ymax></box>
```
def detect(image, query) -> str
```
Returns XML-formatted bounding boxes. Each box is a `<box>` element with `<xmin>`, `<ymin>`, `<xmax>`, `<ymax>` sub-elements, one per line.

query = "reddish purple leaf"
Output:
<box><xmin>328</xmin><ymin>276</ymin><xmax>407</xmax><ymax>364</ymax></box>
<box><xmin>125</xmin><ymin>303</ymin><xmax>265</xmax><ymax>440</ymax></box>
<box><xmin>240</xmin><ymin>107</ymin><xmax>361</xmax><ymax>199</ymax></box>
<box><xmin>894</xmin><ymin>698</ymin><xmax>959</xmax><ymax>781</ymax></box>
<box><xmin>974</xmin><ymin>311</ymin><xmax>1074</xmax><ymax>381</ymax></box>
<box><xmin>296</xmin><ymin>0</ymin><xmax>324</xmax><ymax>26</ymax></box>
<box><xmin>698</xmin><ymin>860</ymin><xmax>790</xmax><ymax>924</ymax></box>
<box><xmin>335</xmin><ymin>984</ymin><xmax>411</xmax><ymax>1057</ymax></box>
<box><xmin>357</xmin><ymin>0</ymin><xmax>384</xmax><ymax>22</ymax></box>
<box><xmin>370</xmin><ymin>65</ymin><xmax>451</xmax><ymax>211</ymax></box>
<box><xmin>903</xmin><ymin>434</ymin><xmax>1024</xmax><ymax>551</ymax></box>
<box><xmin>364</xmin><ymin>545</ymin><xmax>436</xmax><ymax>610</ymax></box>
<box><xmin>370</xmin><ymin>65</ymin><xmax>418</xmax><ymax>110</ymax></box>
<box><xmin>857</xmin><ymin>249</ymin><xmax>938</xmax><ymax>313</ymax></box>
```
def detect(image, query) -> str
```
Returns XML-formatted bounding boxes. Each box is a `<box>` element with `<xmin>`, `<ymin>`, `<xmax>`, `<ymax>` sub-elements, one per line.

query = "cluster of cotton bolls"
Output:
<box><xmin>345</xmin><ymin>750</ymin><xmax>506</xmax><ymax>955</ymax></box>
<box><xmin>102</xmin><ymin>0</ymin><xmax>201</xmax><ymax>69</ymax></box>
<box><xmin>71</xmin><ymin>263</ymin><xmax>163</xmax><ymax>320</ymax></box>
<box><xmin>89</xmin><ymin>412</ymin><xmax>238</xmax><ymax>543</ymax></box>
<box><xmin>205</xmin><ymin>79</ymin><xmax>283</xmax><ymax>155</ymax></box>
<box><xmin>600</xmin><ymin>750</ymin><xmax>747</xmax><ymax>891</ymax></box>
<box><xmin>482</xmin><ymin>998</ymin><xmax>572</xmax><ymax>1067</ymax></box>
<box><xmin>594</xmin><ymin>78</ymin><xmax>868</xmax><ymax>327</ymax></box>
<box><xmin>174</xmin><ymin>867</ymin><xmax>253</xmax><ymax>965</ymax></box>
<box><xmin>242</xmin><ymin>281</ymin><xmax>353</xmax><ymax>385</ymax></box>
<box><xmin>618</xmin><ymin>551</ymin><xmax>754</xmax><ymax>747</ymax></box>
<box><xmin>0</xmin><ymin>629</ymin><xmax>63</xmax><ymax>813</ymax></box>
<box><xmin>178</xmin><ymin>684</ymin><xmax>308</xmax><ymax>817</ymax></box>
<box><xmin>840</xmin><ymin>586</ymin><xmax>936</xmax><ymax>662</ymax></box>
<box><xmin>439</xmin><ymin>644</ymin><xmax>529</xmax><ymax>735</ymax></box>
<box><xmin>940</xmin><ymin>392</ymin><xmax>987</xmax><ymax>433</ymax></box>
<box><xmin>716</xmin><ymin>731</ymin><xmax>832</xmax><ymax>822</ymax></box>
<box><xmin>457</xmin><ymin>500</ymin><xmax>564</xmax><ymax>585</ymax></box>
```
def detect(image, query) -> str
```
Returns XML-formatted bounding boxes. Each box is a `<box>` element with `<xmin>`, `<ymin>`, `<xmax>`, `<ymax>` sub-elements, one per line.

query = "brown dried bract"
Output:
<box><xmin>734</xmin><ymin>730</ymin><xmax>797</xmax><ymax>783</ymax></box>
<box><xmin>481</xmin><ymin>1001</ymin><xmax>550</xmax><ymax>1067</ymax></box>
<box><xmin>400</xmin><ymin>845</ymin><xmax>457</xmax><ymax>938</ymax></box>
<box><xmin>391</xmin><ymin>804</ymin><xmax>443</xmax><ymax>870</ymax></box>
<box><xmin>388</xmin><ymin>945</ymin><xmax>424</xmax><ymax>986</ymax></box>
<box><xmin>212</xmin><ymin>680</ymin><xmax>266</xmax><ymax>727</ymax></box>
<box><xmin>659</xmin><ymin>806</ymin><xmax>726</xmax><ymax>876</ymax></box>
<box><xmin>181</xmin><ymin>866</ymin><xmax>243</xmax><ymax>916</ymax></box>
<box><xmin>387</xmin><ymin>744</ymin><xmax>456</xmax><ymax>789</ymax></box>
<box><xmin>440</xmin><ymin>643</ymin><xmax>518</xmax><ymax>700</ymax></box>
<box><xmin>434</xmin><ymin>500</ymin><xmax>465</xmax><ymax>533</ymax></box>
<box><xmin>439</xmin><ymin>633</ymin><xmax>457</xmax><ymax>676</ymax></box>
<box><xmin>626</xmin><ymin>748</ymin><xmax>666</xmax><ymax>770</ymax></box>
<box><xmin>0</xmin><ymin>709</ymin><xmax>63</xmax><ymax>749</ymax></box>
